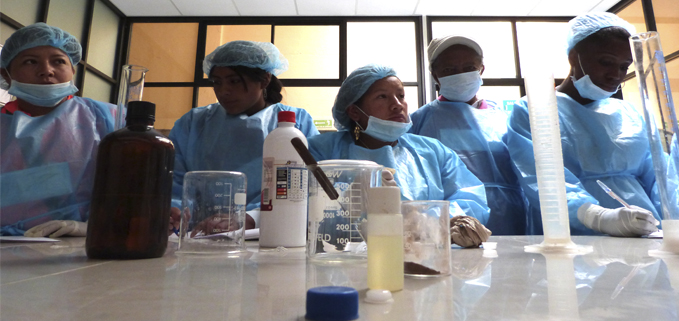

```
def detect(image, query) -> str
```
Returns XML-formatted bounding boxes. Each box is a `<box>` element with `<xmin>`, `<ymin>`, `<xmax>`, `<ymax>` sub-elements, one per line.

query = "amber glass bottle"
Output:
<box><xmin>86</xmin><ymin>101</ymin><xmax>175</xmax><ymax>259</ymax></box>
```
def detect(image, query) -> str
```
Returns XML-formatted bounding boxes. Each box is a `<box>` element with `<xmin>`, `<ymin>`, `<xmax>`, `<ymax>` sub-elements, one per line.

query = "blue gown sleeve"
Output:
<box><xmin>408</xmin><ymin>107</ymin><xmax>426</xmax><ymax>134</ymax></box>
<box><xmin>668</xmin><ymin>134</ymin><xmax>679</xmax><ymax>217</ymax></box>
<box><xmin>433</xmin><ymin>140</ymin><xmax>490</xmax><ymax>224</ymax></box>
<box><xmin>168</xmin><ymin>112</ymin><xmax>193</xmax><ymax>208</ymax></box>
<box><xmin>505</xmin><ymin>99</ymin><xmax>598</xmax><ymax>234</ymax></box>
<box><xmin>293</xmin><ymin>108</ymin><xmax>320</xmax><ymax>138</ymax></box>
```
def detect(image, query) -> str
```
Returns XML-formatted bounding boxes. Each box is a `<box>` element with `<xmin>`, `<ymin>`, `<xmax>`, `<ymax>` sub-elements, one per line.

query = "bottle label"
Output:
<box><xmin>261</xmin><ymin>158</ymin><xmax>308</xmax><ymax>211</ymax></box>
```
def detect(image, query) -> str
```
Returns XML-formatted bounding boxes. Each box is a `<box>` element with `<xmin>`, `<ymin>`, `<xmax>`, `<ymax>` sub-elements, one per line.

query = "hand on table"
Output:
<box><xmin>578</xmin><ymin>203</ymin><xmax>659</xmax><ymax>237</ymax></box>
<box><xmin>24</xmin><ymin>220</ymin><xmax>87</xmax><ymax>238</ymax></box>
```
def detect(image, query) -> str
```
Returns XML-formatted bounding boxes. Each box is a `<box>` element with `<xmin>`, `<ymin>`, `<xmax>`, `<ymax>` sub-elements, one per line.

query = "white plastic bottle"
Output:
<box><xmin>367</xmin><ymin>186</ymin><xmax>404</xmax><ymax>292</ymax></box>
<box><xmin>260</xmin><ymin>111</ymin><xmax>309</xmax><ymax>247</ymax></box>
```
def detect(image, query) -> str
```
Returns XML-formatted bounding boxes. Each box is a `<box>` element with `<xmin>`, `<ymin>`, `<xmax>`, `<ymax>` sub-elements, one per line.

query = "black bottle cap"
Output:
<box><xmin>126</xmin><ymin>101</ymin><xmax>156</xmax><ymax>121</ymax></box>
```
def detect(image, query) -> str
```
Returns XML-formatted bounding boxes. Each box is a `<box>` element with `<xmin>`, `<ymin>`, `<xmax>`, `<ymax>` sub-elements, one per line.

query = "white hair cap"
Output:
<box><xmin>427</xmin><ymin>35</ymin><xmax>483</xmax><ymax>71</ymax></box>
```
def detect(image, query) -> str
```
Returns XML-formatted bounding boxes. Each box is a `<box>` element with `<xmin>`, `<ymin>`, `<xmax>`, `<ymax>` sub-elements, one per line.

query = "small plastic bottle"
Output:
<box><xmin>367</xmin><ymin>186</ymin><xmax>404</xmax><ymax>292</ymax></box>
<box><xmin>86</xmin><ymin>101</ymin><xmax>175</xmax><ymax>260</ymax></box>
<box><xmin>259</xmin><ymin>111</ymin><xmax>309</xmax><ymax>248</ymax></box>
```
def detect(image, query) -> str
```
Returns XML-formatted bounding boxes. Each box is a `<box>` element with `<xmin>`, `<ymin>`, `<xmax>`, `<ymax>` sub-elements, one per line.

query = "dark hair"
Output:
<box><xmin>229</xmin><ymin>65</ymin><xmax>283</xmax><ymax>104</ymax></box>
<box><xmin>574</xmin><ymin>26</ymin><xmax>631</xmax><ymax>52</ymax></box>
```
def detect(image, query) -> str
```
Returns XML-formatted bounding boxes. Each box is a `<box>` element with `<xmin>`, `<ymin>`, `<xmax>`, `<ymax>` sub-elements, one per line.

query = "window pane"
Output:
<box><xmin>654</xmin><ymin>0</ymin><xmax>679</xmax><ymax>55</ymax></box>
<box><xmin>275</xmin><ymin>25</ymin><xmax>339</xmax><ymax>79</ymax></box>
<box><xmin>432</xmin><ymin>22</ymin><xmax>515</xmax><ymax>78</ymax></box>
<box><xmin>281</xmin><ymin>87</ymin><xmax>340</xmax><ymax>130</ymax></box>
<box><xmin>88</xmin><ymin>0</ymin><xmax>120</xmax><ymax>77</ymax></box>
<box><xmin>405</xmin><ymin>86</ymin><xmax>419</xmax><ymax>113</ymax></box>
<box><xmin>517</xmin><ymin>22</ymin><xmax>570</xmax><ymax>79</ymax></box>
<box><xmin>1</xmin><ymin>22</ymin><xmax>17</xmax><ymax>44</ymax></box>
<box><xmin>143</xmin><ymin>87</ymin><xmax>193</xmax><ymax>130</ymax></box>
<box><xmin>348</xmin><ymin>22</ymin><xmax>417</xmax><ymax>82</ymax></box>
<box><xmin>82</xmin><ymin>71</ymin><xmax>113</xmax><ymax>103</ymax></box>
<box><xmin>477</xmin><ymin>86</ymin><xmax>522</xmax><ymax>111</ymax></box>
<box><xmin>46</xmin><ymin>0</ymin><xmax>88</xmax><ymax>42</ymax></box>
<box><xmin>205</xmin><ymin>25</ymin><xmax>271</xmax><ymax>76</ymax></box>
<box><xmin>197</xmin><ymin>87</ymin><xmax>218</xmax><ymax>107</ymax></box>
<box><xmin>129</xmin><ymin>23</ymin><xmax>199</xmax><ymax>83</ymax></box>
<box><xmin>1</xmin><ymin>0</ymin><xmax>42</xmax><ymax>27</ymax></box>
<box><xmin>617</xmin><ymin>0</ymin><xmax>647</xmax><ymax>35</ymax></box>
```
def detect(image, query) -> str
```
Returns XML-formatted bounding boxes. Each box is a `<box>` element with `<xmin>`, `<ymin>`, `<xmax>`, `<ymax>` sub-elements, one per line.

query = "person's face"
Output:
<box><xmin>1</xmin><ymin>46</ymin><xmax>75</xmax><ymax>85</ymax></box>
<box><xmin>210</xmin><ymin>66</ymin><xmax>269</xmax><ymax>115</ymax></box>
<box><xmin>348</xmin><ymin>76</ymin><xmax>408</xmax><ymax>129</ymax></box>
<box><xmin>570</xmin><ymin>38</ymin><xmax>633</xmax><ymax>92</ymax></box>
<box><xmin>431</xmin><ymin>45</ymin><xmax>484</xmax><ymax>84</ymax></box>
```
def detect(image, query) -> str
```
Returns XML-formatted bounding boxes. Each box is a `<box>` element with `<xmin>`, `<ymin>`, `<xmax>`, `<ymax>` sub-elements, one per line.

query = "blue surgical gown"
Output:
<box><xmin>505</xmin><ymin>92</ymin><xmax>663</xmax><ymax>235</ymax></box>
<box><xmin>169</xmin><ymin>103</ymin><xmax>319</xmax><ymax>210</ymax></box>
<box><xmin>307</xmin><ymin>131</ymin><xmax>489</xmax><ymax>222</ymax></box>
<box><xmin>0</xmin><ymin>97</ymin><xmax>115</xmax><ymax>235</ymax></box>
<box><xmin>668</xmin><ymin>134</ymin><xmax>679</xmax><ymax>218</ymax></box>
<box><xmin>410</xmin><ymin>99</ymin><xmax>527</xmax><ymax>235</ymax></box>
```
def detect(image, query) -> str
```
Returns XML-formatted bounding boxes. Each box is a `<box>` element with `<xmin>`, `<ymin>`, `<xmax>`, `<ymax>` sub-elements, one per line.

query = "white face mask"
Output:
<box><xmin>571</xmin><ymin>54</ymin><xmax>619</xmax><ymax>101</ymax></box>
<box><xmin>438</xmin><ymin>70</ymin><xmax>483</xmax><ymax>103</ymax></box>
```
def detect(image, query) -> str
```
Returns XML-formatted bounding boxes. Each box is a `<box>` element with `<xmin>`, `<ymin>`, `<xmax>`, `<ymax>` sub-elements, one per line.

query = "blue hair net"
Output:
<box><xmin>1</xmin><ymin>23</ymin><xmax>82</xmax><ymax>69</ymax></box>
<box><xmin>1</xmin><ymin>23</ymin><xmax>81</xmax><ymax>90</ymax></box>
<box><xmin>566</xmin><ymin>12</ymin><xmax>636</xmax><ymax>55</ymax></box>
<box><xmin>333</xmin><ymin>64</ymin><xmax>397</xmax><ymax>131</ymax></box>
<box><xmin>203</xmin><ymin>40</ymin><xmax>288</xmax><ymax>77</ymax></box>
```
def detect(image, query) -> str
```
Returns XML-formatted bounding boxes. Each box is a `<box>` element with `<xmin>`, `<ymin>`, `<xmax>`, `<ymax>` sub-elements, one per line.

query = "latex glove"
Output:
<box><xmin>24</xmin><ymin>220</ymin><xmax>87</xmax><ymax>238</ymax></box>
<box><xmin>450</xmin><ymin>216</ymin><xmax>492</xmax><ymax>248</ymax></box>
<box><xmin>577</xmin><ymin>202</ymin><xmax>659</xmax><ymax>237</ymax></box>
<box><xmin>381</xmin><ymin>168</ymin><xmax>397</xmax><ymax>187</ymax></box>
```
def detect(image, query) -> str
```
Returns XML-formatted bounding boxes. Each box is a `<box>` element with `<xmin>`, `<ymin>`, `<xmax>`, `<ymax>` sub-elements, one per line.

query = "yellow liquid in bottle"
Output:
<box><xmin>367</xmin><ymin>235</ymin><xmax>404</xmax><ymax>291</ymax></box>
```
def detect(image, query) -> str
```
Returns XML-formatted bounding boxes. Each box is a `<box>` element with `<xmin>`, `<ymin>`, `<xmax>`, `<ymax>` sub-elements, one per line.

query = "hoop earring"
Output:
<box><xmin>354</xmin><ymin>125</ymin><xmax>361</xmax><ymax>141</ymax></box>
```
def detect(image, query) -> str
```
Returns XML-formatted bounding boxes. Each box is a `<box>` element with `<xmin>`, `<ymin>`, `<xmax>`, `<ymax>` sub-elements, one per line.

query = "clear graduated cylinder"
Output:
<box><xmin>115</xmin><ymin>65</ymin><xmax>148</xmax><ymax>130</ymax></box>
<box><xmin>524</xmin><ymin>71</ymin><xmax>572</xmax><ymax>246</ymax></box>
<box><xmin>631</xmin><ymin>32</ymin><xmax>679</xmax><ymax>256</ymax></box>
<box><xmin>630</xmin><ymin>31</ymin><xmax>679</xmax><ymax>222</ymax></box>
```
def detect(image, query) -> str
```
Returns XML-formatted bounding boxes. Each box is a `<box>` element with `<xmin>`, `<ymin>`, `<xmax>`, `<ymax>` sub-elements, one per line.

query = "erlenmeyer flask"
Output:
<box><xmin>115</xmin><ymin>65</ymin><xmax>149</xmax><ymax>130</ymax></box>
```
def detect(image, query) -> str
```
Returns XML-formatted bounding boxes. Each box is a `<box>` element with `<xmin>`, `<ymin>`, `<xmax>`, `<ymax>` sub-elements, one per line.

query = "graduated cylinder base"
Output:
<box><xmin>525</xmin><ymin>239</ymin><xmax>592</xmax><ymax>255</ymax></box>
<box><xmin>649</xmin><ymin>220</ymin><xmax>679</xmax><ymax>257</ymax></box>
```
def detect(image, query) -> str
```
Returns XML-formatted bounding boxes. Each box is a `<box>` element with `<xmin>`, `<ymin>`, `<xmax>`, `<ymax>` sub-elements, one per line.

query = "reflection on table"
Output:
<box><xmin>1</xmin><ymin>236</ymin><xmax>677</xmax><ymax>320</ymax></box>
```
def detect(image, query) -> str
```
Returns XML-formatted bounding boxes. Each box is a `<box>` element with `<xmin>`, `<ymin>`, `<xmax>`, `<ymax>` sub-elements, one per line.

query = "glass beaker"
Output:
<box><xmin>178</xmin><ymin>171</ymin><xmax>247</xmax><ymax>254</ymax></box>
<box><xmin>307</xmin><ymin>160</ymin><xmax>383</xmax><ymax>263</ymax></box>
<box><xmin>402</xmin><ymin>200</ymin><xmax>452</xmax><ymax>277</ymax></box>
<box><xmin>115</xmin><ymin>65</ymin><xmax>148</xmax><ymax>130</ymax></box>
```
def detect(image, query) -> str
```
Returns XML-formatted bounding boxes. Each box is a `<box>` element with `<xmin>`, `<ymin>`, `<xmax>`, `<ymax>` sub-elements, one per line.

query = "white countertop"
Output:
<box><xmin>1</xmin><ymin>236</ymin><xmax>678</xmax><ymax>320</ymax></box>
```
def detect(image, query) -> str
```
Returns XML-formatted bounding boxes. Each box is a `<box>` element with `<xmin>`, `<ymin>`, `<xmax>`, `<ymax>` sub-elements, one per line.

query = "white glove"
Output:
<box><xmin>381</xmin><ymin>169</ymin><xmax>397</xmax><ymax>187</ymax></box>
<box><xmin>24</xmin><ymin>220</ymin><xmax>88</xmax><ymax>238</ymax></box>
<box><xmin>577</xmin><ymin>203</ymin><xmax>659</xmax><ymax>237</ymax></box>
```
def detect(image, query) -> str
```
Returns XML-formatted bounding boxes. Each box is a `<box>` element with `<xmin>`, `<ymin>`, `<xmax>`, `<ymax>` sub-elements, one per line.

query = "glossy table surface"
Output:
<box><xmin>1</xmin><ymin>236</ymin><xmax>678</xmax><ymax>320</ymax></box>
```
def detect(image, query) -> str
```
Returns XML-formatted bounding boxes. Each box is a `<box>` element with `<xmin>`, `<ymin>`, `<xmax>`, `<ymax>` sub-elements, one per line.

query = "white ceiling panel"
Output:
<box><xmin>172</xmin><ymin>0</ymin><xmax>240</xmax><ymax>16</ymax></box>
<box><xmin>109</xmin><ymin>0</ymin><xmax>622</xmax><ymax>17</ymax></box>
<box><xmin>415</xmin><ymin>0</ymin><xmax>475</xmax><ymax>16</ymax></box>
<box><xmin>233</xmin><ymin>0</ymin><xmax>297</xmax><ymax>15</ymax></box>
<box><xmin>109</xmin><ymin>0</ymin><xmax>180</xmax><ymax>16</ymax></box>
<box><xmin>356</xmin><ymin>0</ymin><xmax>419</xmax><ymax>16</ymax></box>
<box><xmin>296</xmin><ymin>0</ymin><xmax>355</xmax><ymax>16</ymax></box>
<box><xmin>529</xmin><ymin>0</ymin><xmax>599</xmax><ymax>16</ymax></box>
<box><xmin>471</xmin><ymin>0</ymin><xmax>541</xmax><ymax>16</ymax></box>
<box><xmin>590</xmin><ymin>0</ymin><xmax>622</xmax><ymax>13</ymax></box>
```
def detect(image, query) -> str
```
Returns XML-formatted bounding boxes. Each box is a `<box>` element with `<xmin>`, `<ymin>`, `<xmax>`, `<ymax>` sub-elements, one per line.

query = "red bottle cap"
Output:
<box><xmin>278</xmin><ymin>111</ymin><xmax>296</xmax><ymax>123</ymax></box>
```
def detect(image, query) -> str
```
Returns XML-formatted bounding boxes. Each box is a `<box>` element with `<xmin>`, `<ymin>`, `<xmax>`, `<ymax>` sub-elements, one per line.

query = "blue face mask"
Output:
<box><xmin>356</xmin><ymin>107</ymin><xmax>412</xmax><ymax>142</ymax></box>
<box><xmin>571</xmin><ymin>55</ymin><xmax>619</xmax><ymax>101</ymax></box>
<box><xmin>8</xmin><ymin>80</ymin><xmax>78</xmax><ymax>107</ymax></box>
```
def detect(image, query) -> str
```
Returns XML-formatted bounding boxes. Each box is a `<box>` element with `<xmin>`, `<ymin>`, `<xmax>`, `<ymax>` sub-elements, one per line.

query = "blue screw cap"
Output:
<box><xmin>305</xmin><ymin>286</ymin><xmax>359</xmax><ymax>321</ymax></box>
